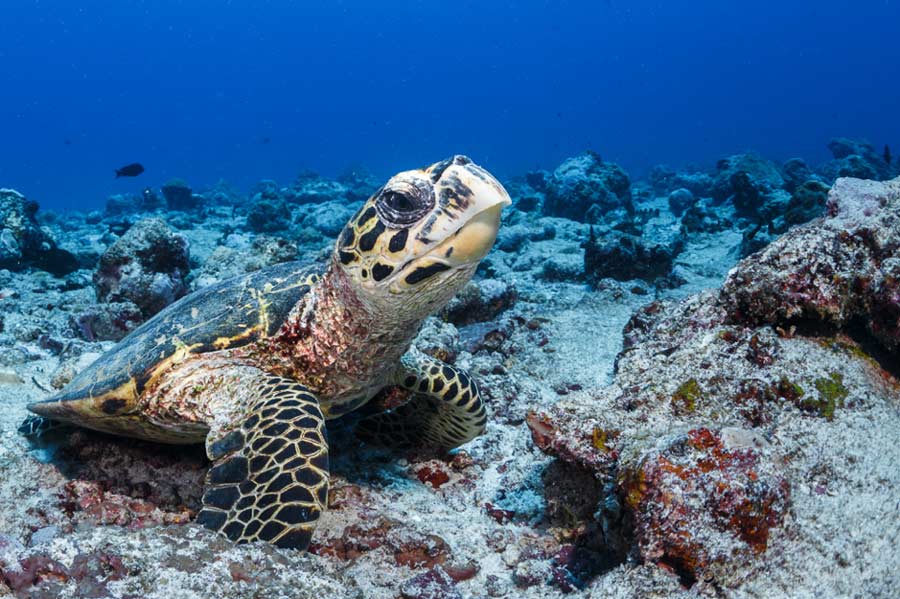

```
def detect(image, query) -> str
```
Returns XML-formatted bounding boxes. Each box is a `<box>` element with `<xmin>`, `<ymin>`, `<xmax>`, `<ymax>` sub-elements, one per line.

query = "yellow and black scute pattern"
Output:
<box><xmin>26</xmin><ymin>261</ymin><xmax>322</xmax><ymax>432</ymax></box>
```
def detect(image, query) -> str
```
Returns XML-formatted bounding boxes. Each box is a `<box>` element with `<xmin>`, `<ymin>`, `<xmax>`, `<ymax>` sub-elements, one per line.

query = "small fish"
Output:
<box><xmin>115</xmin><ymin>163</ymin><xmax>145</xmax><ymax>178</ymax></box>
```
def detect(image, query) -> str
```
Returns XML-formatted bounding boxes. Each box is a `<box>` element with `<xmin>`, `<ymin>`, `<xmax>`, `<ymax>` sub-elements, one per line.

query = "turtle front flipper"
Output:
<box><xmin>198</xmin><ymin>374</ymin><xmax>329</xmax><ymax>550</ymax></box>
<box><xmin>357</xmin><ymin>348</ymin><xmax>488</xmax><ymax>450</ymax></box>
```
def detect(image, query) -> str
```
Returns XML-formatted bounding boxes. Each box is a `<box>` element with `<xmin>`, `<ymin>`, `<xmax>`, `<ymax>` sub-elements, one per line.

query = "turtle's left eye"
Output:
<box><xmin>375</xmin><ymin>177</ymin><xmax>434</xmax><ymax>227</ymax></box>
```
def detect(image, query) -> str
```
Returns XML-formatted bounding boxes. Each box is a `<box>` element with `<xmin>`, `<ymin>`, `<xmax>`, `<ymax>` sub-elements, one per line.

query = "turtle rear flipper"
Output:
<box><xmin>19</xmin><ymin>415</ymin><xmax>72</xmax><ymax>439</ymax></box>
<box><xmin>357</xmin><ymin>349</ymin><xmax>487</xmax><ymax>450</ymax></box>
<box><xmin>198</xmin><ymin>374</ymin><xmax>329</xmax><ymax>550</ymax></box>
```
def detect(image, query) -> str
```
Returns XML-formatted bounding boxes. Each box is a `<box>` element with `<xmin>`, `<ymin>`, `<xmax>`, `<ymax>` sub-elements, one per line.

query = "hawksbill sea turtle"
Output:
<box><xmin>20</xmin><ymin>155</ymin><xmax>511</xmax><ymax>550</ymax></box>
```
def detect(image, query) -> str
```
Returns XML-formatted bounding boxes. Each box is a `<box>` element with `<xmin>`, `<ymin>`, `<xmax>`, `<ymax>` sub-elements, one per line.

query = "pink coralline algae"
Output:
<box><xmin>0</xmin><ymin>548</ymin><xmax>128</xmax><ymax>596</ymax></box>
<box><xmin>60</xmin><ymin>480</ymin><xmax>193</xmax><ymax>528</ymax></box>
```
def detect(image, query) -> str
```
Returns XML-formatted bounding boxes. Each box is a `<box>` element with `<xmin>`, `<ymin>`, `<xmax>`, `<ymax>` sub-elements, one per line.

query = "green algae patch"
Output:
<box><xmin>672</xmin><ymin>378</ymin><xmax>703</xmax><ymax>415</ymax></box>
<box><xmin>591</xmin><ymin>427</ymin><xmax>620</xmax><ymax>453</ymax></box>
<box><xmin>798</xmin><ymin>372</ymin><xmax>848</xmax><ymax>420</ymax></box>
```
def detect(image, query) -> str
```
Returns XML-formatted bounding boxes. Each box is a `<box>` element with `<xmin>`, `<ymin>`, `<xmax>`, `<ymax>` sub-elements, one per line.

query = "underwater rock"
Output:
<box><xmin>511</xmin><ymin>194</ymin><xmax>542</xmax><ymax>213</ymax></box>
<box><xmin>1</xmin><ymin>527</ymin><xmax>358</xmax><ymax>598</ymax></box>
<box><xmin>620</xmin><ymin>427</ymin><xmax>790</xmax><ymax>584</ymax></box>
<box><xmin>827</xmin><ymin>137</ymin><xmax>873</xmax><ymax>160</ymax></box>
<box><xmin>251</xmin><ymin>234</ymin><xmax>299</xmax><ymax>264</ymax></box>
<box><xmin>337</xmin><ymin>166</ymin><xmax>381</xmax><ymax>202</ymax></box>
<box><xmin>527</xmin><ymin>179</ymin><xmax>900</xmax><ymax>589</ymax></box>
<box><xmin>72</xmin><ymin>301</ymin><xmax>144</xmax><ymax>341</ymax></box>
<box><xmin>494</xmin><ymin>217</ymin><xmax>555</xmax><ymax>253</ymax></box>
<box><xmin>287</xmin><ymin>170</ymin><xmax>350</xmax><ymax>204</ymax></box>
<box><xmin>527</xmin><ymin>283</ymin><xmax>896</xmax><ymax>585</ymax></box>
<box><xmin>400</xmin><ymin>566</ymin><xmax>462</xmax><ymax>599</ymax></box>
<box><xmin>0</xmin><ymin>190</ymin><xmax>43</xmax><ymax>268</ymax></box>
<box><xmin>246</xmin><ymin>181</ymin><xmax>293</xmax><ymax>234</ymax></box>
<box><xmin>711</xmin><ymin>153</ymin><xmax>785</xmax><ymax>204</ymax></box>
<box><xmin>0</xmin><ymin>189</ymin><xmax>79</xmax><ymax>277</ymax></box>
<box><xmin>543</xmin><ymin>151</ymin><xmax>633</xmax><ymax>223</ymax></box>
<box><xmin>536</xmin><ymin>254</ymin><xmax>584</xmax><ymax>283</ymax></box>
<box><xmin>781</xmin><ymin>158</ymin><xmax>819</xmax><ymax>192</ymax></box>
<box><xmin>758</xmin><ymin>191</ymin><xmax>791</xmax><ymax>225</ymax></box>
<box><xmin>199</xmin><ymin>180</ymin><xmax>243</xmax><ymax>209</ymax></box>
<box><xmin>736</xmin><ymin>178</ymin><xmax>827</xmax><ymax>254</ymax></box>
<box><xmin>728</xmin><ymin>172</ymin><xmax>789</xmax><ymax>223</ymax></box>
<box><xmin>738</xmin><ymin>223</ymin><xmax>777</xmax><ymax>258</ymax></box>
<box><xmin>413</xmin><ymin>317</ymin><xmax>460</xmax><ymax>364</ymax></box>
<box><xmin>649</xmin><ymin>165</ymin><xmax>714</xmax><ymax>198</ymax></box>
<box><xmin>440</xmin><ymin>279</ymin><xmax>517</xmax><ymax>326</ymax></box>
<box><xmin>93</xmin><ymin>217</ymin><xmax>190</xmax><ymax>319</ymax></box>
<box><xmin>826</xmin><ymin>137</ymin><xmax>888</xmax><ymax>168</ymax></box>
<box><xmin>783</xmin><ymin>180</ymin><xmax>830</xmax><ymax>226</ymax></box>
<box><xmin>139</xmin><ymin>186</ymin><xmax>166</xmax><ymax>211</ymax></box>
<box><xmin>301</xmin><ymin>201</ymin><xmax>358</xmax><ymax>237</ymax></box>
<box><xmin>246</xmin><ymin>195</ymin><xmax>292</xmax><ymax>233</ymax></box>
<box><xmin>525</xmin><ymin>170</ymin><xmax>550</xmax><ymax>193</ymax></box>
<box><xmin>667</xmin><ymin>188</ymin><xmax>695</xmax><ymax>217</ymax></box>
<box><xmin>30</xmin><ymin>248</ymin><xmax>81</xmax><ymax>278</ymax></box>
<box><xmin>251</xmin><ymin>179</ymin><xmax>280</xmax><ymax>199</ymax></box>
<box><xmin>835</xmin><ymin>154</ymin><xmax>879</xmax><ymax>180</ymax></box>
<box><xmin>312</xmin><ymin>516</ymin><xmax>451</xmax><ymax>569</ymax></box>
<box><xmin>583</xmin><ymin>228</ymin><xmax>683</xmax><ymax>284</ymax></box>
<box><xmin>1</xmin><ymin>552</ymin><xmax>70</xmax><ymax>594</ymax></box>
<box><xmin>161</xmin><ymin>179</ymin><xmax>200</xmax><ymax>211</ymax></box>
<box><xmin>821</xmin><ymin>138</ymin><xmax>896</xmax><ymax>182</ymax></box>
<box><xmin>722</xmin><ymin>176</ymin><xmax>900</xmax><ymax>352</ymax></box>
<box><xmin>193</xmin><ymin>235</ymin><xmax>299</xmax><ymax>288</ymax></box>
<box><xmin>103</xmin><ymin>194</ymin><xmax>140</xmax><ymax>217</ymax></box>
<box><xmin>680</xmin><ymin>198</ymin><xmax>733</xmax><ymax>233</ymax></box>
<box><xmin>59</xmin><ymin>479</ymin><xmax>193</xmax><ymax>529</ymax></box>
<box><xmin>503</xmin><ymin>175</ymin><xmax>546</xmax><ymax>213</ymax></box>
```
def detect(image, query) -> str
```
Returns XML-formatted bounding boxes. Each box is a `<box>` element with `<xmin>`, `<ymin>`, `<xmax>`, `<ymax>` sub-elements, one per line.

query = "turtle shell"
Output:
<box><xmin>28</xmin><ymin>260</ymin><xmax>322</xmax><ymax>436</ymax></box>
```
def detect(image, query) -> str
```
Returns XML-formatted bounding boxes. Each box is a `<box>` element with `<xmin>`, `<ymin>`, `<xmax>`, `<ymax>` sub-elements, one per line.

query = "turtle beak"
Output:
<box><xmin>428</xmin><ymin>157</ymin><xmax>511</xmax><ymax>267</ymax></box>
<box><xmin>442</xmin><ymin>200</ymin><xmax>507</xmax><ymax>266</ymax></box>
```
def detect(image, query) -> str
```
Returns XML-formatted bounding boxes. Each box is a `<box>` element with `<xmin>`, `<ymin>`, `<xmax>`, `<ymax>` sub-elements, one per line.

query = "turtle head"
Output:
<box><xmin>333</xmin><ymin>155</ymin><xmax>511</xmax><ymax>318</ymax></box>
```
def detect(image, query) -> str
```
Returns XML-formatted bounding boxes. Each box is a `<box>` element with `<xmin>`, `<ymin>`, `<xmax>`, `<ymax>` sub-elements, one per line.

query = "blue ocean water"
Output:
<box><xmin>1</xmin><ymin>0</ymin><xmax>898</xmax><ymax>211</ymax></box>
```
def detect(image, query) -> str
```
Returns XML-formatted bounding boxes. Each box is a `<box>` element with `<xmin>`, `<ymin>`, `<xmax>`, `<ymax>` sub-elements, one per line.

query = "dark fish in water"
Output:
<box><xmin>115</xmin><ymin>163</ymin><xmax>145</xmax><ymax>178</ymax></box>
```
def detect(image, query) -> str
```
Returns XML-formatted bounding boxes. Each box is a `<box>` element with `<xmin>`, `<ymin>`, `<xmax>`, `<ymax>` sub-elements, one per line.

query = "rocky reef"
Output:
<box><xmin>0</xmin><ymin>140</ymin><xmax>898</xmax><ymax>598</ymax></box>
<box><xmin>527</xmin><ymin>175</ymin><xmax>900</xmax><ymax>593</ymax></box>
<box><xmin>0</xmin><ymin>189</ymin><xmax>79</xmax><ymax>277</ymax></box>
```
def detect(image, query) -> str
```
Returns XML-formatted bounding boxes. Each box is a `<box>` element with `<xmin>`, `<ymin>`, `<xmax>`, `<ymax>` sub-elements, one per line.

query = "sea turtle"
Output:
<box><xmin>20</xmin><ymin>155</ymin><xmax>510</xmax><ymax>550</ymax></box>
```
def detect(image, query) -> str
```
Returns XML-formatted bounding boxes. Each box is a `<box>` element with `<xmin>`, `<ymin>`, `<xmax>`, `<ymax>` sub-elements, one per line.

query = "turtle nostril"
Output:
<box><xmin>452</xmin><ymin>155</ymin><xmax>472</xmax><ymax>166</ymax></box>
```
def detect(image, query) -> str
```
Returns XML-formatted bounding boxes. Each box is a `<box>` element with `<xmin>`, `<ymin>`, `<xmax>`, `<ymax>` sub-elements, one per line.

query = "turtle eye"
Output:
<box><xmin>375</xmin><ymin>177</ymin><xmax>434</xmax><ymax>227</ymax></box>
<box><xmin>383</xmin><ymin>191</ymin><xmax>417</xmax><ymax>213</ymax></box>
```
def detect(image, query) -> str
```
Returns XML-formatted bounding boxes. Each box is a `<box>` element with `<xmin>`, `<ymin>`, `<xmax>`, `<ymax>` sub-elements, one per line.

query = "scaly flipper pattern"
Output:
<box><xmin>357</xmin><ymin>348</ymin><xmax>487</xmax><ymax>450</ymax></box>
<box><xmin>197</xmin><ymin>373</ymin><xmax>329</xmax><ymax>550</ymax></box>
<box><xmin>18</xmin><ymin>415</ymin><xmax>71</xmax><ymax>439</ymax></box>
